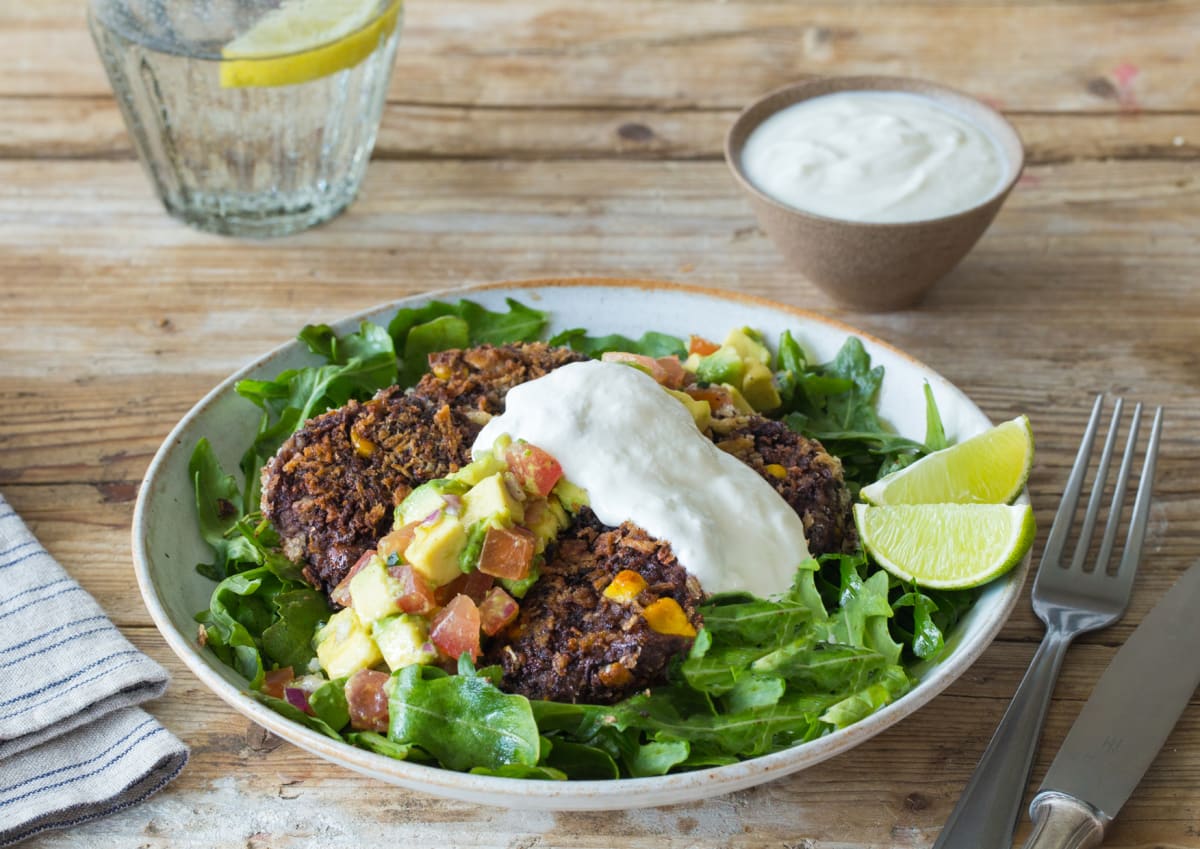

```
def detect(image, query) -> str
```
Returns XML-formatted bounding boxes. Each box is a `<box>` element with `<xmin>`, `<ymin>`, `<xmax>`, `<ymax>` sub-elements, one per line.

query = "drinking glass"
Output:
<box><xmin>88</xmin><ymin>0</ymin><xmax>402</xmax><ymax>238</ymax></box>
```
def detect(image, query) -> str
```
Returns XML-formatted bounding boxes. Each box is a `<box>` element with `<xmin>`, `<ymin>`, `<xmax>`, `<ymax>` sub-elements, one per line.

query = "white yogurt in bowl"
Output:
<box><xmin>740</xmin><ymin>91</ymin><xmax>1009</xmax><ymax>224</ymax></box>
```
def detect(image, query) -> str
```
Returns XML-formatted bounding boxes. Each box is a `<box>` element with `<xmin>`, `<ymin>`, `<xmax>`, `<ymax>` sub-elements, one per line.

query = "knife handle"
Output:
<box><xmin>1021</xmin><ymin>791</ymin><xmax>1108</xmax><ymax>849</ymax></box>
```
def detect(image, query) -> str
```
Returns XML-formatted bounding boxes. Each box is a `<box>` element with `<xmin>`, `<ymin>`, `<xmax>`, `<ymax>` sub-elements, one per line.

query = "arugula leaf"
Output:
<box><xmin>698</xmin><ymin>596</ymin><xmax>811</xmax><ymax>646</ymax></box>
<box><xmin>547</xmin><ymin>328</ymin><xmax>686</xmax><ymax>359</ymax></box>
<box><xmin>386</xmin><ymin>664</ymin><xmax>541</xmax><ymax>772</ymax></box>
<box><xmin>819</xmin><ymin>666</ymin><xmax>911</xmax><ymax>730</ymax></box>
<box><xmin>344</xmin><ymin>731</ymin><xmax>413</xmax><ymax>760</ymax></box>
<box><xmin>892</xmin><ymin>591</ymin><xmax>945</xmax><ymax>659</ymax></box>
<box><xmin>388</xmin><ymin>298</ymin><xmax>547</xmax><ymax>349</ymax></box>
<box><xmin>725</xmin><ymin>675</ymin><xmax>786</xmax><ymax>714</ymax></box>
<box><xmin>398</xmin><ymin>315</ymin><xmax>470</xmax><ymax>387</ymax></box>
<box><xmin>923</xmin><ymin>382</ymin><xmax>949</xmax><ymax>451</ymax></box>
<box><xmin>260</xmin><ymin>588</ymin><xmax>329</xmax><ymax>671</ymax></box>
<box><xmin>189</xmin><ymin>439</ymin><xmax>259</xmax><ymax>580</ymax></box>
<box><xmin>469</xmin><ymin>764</ymin><xmax>568</xmax><ymax>780</ymax></box>
<box><xmin>774</xmin><ymin>336</ymin><xmax>936</xmax><ymax>487</ymax></box>
<box><xmin>628</xmin><ymin>740</ymin><xmax>690</xmax><ymax>777</ymax></box>
<box><xmin>542</xmin><ymin>739</ymin><xmax>621</xmax><ymax>779</ymax></box>
<box><xmin>253</xmin><ymin>692</ymin><xmax>345</xmax><ymax>740</ymax></box>
<box><xmin>388</xmin><ymin>298</ymin><xmax>549</xmax><ymax>386</ymax></box>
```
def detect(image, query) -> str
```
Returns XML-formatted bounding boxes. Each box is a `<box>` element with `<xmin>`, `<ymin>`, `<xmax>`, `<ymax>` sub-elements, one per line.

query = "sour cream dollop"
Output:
<box><xmin>741</xmin><ymin>91</ymin><xmax>1008</xmax><ymax>223</ymax></box>
<box><xmin>471</xmin><ymin>360</ymin><xmax>811</xmax><ymax>597</ymax></box>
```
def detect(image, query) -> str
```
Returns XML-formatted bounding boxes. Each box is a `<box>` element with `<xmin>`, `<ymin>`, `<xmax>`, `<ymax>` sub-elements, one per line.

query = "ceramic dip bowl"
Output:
<box><xmin>725</xmin><ymin>76</ymin><xmax>1025</xmax><ymax>311</ymax></box>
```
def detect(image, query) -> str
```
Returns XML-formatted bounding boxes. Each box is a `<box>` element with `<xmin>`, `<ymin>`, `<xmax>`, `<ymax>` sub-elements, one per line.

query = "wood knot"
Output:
<box><xmin>96</xmin><ymin>481</ymin><xmax>138</xmax><ymax>503</ymax></box>
<box><xmin>617</xmin><ymin>122</ymin><xmax>654</xmax><ymax>142</ymax></box>
<box><xmin>904</xmin><ymin>791</ymin><xmax>930</xmax><ymax>811</ymax></box>
<box><xmin>1086</xmin><ymin>77</ymin><xmax>1118</xmax><ymax>100</ymax></box>
<box><xmin>245</xmin><ymin>723</ymin><xmax>283</xmax><ymax>754</ymax></box>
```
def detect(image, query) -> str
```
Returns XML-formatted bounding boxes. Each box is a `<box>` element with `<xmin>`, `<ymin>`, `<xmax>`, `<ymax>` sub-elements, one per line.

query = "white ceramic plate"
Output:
<box><xmin>133</xmin><ymin>278</ymin><xmax>1029</xmax><ymax>810</ymax></box>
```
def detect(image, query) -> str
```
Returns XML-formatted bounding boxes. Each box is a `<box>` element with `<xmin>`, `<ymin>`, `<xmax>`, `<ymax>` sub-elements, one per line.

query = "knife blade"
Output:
<box><xmin>1022</xmin><ymin>561</ymin><xmax>1200</xmax><ymax>849</ymax></box>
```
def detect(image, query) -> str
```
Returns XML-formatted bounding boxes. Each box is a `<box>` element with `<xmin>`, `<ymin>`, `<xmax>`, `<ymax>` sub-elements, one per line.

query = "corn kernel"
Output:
<box><xmin>350</xmin><ymin>429</ymin><xmax>376</xmax><ymax>458</ymax></box>
<box><xmin>603</xmin><ymin>569</ymin><xmax>648</xmax><ymax>604</ymax></box>
<box><xmin>642</xmin><ymin>598</ymin><xmax>697</xmax><ymax>637</ymax></box>
<box><xmin>764</xmin><ymin>463</ymin><xmax>787</xmax><ymax>480</ymax></box>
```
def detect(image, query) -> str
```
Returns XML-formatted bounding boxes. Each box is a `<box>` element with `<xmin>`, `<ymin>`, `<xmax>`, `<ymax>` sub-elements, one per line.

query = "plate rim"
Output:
<box><xmin>131</xmin><ymin>276</ymin><xmax>1028</xmax><ymax>809</ymax></box>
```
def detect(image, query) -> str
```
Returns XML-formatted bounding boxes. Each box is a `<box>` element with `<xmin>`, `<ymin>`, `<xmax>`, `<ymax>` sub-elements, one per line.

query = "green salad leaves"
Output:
<box><xmin>189</xmin><ymin>297</ymin><xmax>975</xmax><ymax>779</ymax></box>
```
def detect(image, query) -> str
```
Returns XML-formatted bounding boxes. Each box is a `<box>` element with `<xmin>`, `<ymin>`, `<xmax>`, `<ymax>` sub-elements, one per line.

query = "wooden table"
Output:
<box><xmin>4</xmin><ymin>1</ymin><xmax>1199</xmax><ymax>846</ymax></box>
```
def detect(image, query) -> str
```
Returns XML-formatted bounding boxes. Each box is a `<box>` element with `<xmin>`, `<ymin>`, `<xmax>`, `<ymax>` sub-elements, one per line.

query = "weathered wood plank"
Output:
<box><xmin>4</xmin><ymin>2</ymin><xmax>1198</xmax><ymax>111</ymax></box>
<box><xmin>4</xmin><ymin>96</ymin><xmax>1200</xmax><ymax>162</ymax></box>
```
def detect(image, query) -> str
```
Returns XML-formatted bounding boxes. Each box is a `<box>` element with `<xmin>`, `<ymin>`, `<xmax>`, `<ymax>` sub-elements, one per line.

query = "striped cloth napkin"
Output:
<box><xmin>0</xmin><ymin>493</ymin><xmax>188</xmax><ymax>846</ymax></box>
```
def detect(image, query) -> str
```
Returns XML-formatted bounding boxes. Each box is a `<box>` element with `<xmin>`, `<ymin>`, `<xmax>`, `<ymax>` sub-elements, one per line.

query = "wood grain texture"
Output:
<box><xmin>6</xmin><ymin>97</ymin><xmax>1200</xmax><ymax>162</ymax></box>
<box><xmin>4</xmin><ymin>0</ymin><xmax>1200</xmax><ymax>846</ymax></box>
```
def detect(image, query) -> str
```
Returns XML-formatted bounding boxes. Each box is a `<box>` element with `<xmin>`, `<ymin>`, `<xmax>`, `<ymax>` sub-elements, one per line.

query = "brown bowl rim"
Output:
<box><xmin>724</xmin><ymin>75</ymin><xmax>1026</xmax><ymax>229</ymax></box>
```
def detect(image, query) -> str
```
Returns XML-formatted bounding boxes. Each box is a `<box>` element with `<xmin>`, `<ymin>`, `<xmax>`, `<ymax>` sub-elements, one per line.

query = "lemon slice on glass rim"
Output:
<box><xmin>220</xmin><ymin>0</ymin><xmax>402</xmax><ymax>89</ymax></box>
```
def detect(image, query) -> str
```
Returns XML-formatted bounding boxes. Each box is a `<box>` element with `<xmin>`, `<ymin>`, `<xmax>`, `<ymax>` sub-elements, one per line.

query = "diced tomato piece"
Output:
<box><xmin>477</xmin><ymin>526</ymin><xmax>536</xmax><ymax>581</ymax></box>
<box><xmin>330</xmin><ymin>550</ymin><xmax>375</xmax><ymax>608</ymax></box>
<box><xmin>377</xmin><ymin>522</ymin><xmax>418</xmax><ymax>562</ymax></box>
<box><xmin>686</xmin><ymin>384</ymin><xmax>734</xmax><ymax>410</ymax></box>
<box><xmin>430</xmin><ymin>595</ymin><xmax>482</xmax><ymax>661</ymax></box>
<box><xmin>262</xmin><ymin>666</ymin><xmax>295</xmax><ymax>699</ymax></box>
<box><xmin>654</xmin><ymin>356</ymin><xmax>688</xmax><ymax>389</ymax></box>
<box><xmin>504</xmin><ymin>442</ymin><xmax>563</xmax><ymax>497</ymax></box>
<box><xmin>688</xmin><ymin>335</ymin><xmax>720</xmax><ymax>357</ymax></box>
<box><xmin>345</xmin><ymin>669</ymin><xmax>391</xmax><ymax>733</ymax></box>
<box><xmin>478</xmin><ymin>587</ymin><xmax>520</xmax><ymax>637</ymax></box>
<box><xmin>387</xmin><ymin>563</ymin><xmax>438</xmax><ymax>615</ymax></box>
<box><xmin>434</xmin><ymin>569</ymin><xmax>495</xmax><ymax>606</ymax></box>
<box><xmin>600</xmin><ymin>351</ymin><xmax>688</xmax><ymax>389</ymax></box>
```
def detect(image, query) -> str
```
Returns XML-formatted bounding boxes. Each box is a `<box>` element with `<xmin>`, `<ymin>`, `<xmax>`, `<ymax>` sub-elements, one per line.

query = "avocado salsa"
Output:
<box><xmin>189</xmin><ymin>298</ymin><xmax>974</xmax><ymax>779</ymax></box>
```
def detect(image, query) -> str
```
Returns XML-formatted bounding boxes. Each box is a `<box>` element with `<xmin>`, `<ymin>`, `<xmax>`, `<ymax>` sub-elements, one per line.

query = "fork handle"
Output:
<box><xmin>931</xmin><ymin>628</ymin><xmax>1074</xmax><ymax>849</ymax></box>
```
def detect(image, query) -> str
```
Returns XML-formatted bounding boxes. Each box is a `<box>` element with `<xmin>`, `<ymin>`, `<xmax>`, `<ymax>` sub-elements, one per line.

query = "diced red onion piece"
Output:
<box><xmin>283</xmin><ymin>686</ymin><xmax>314</xmax><ymax>715</ymax></box>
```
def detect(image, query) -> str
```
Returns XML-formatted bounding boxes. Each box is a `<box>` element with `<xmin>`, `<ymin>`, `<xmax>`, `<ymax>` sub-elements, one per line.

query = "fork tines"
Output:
<box><xmin>1040</xmin><ymin>395</ymin><xmax>1164</xmax><ymax>578</ymax></box>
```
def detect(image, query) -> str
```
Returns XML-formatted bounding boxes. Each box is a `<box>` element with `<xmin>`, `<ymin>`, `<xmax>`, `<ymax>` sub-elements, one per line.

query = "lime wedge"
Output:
<box><xmin>221</xmin><ymin>0</ymin><xmax>401</xmax><ymax>89</ymax></box>
<box><xmin>854</xmin><ymin>503</ymin><xmax>1035</xmax><ymax>589</ymax></box>
<box><xmin>861</xmin><ymin>415</ymin><xmax>1033</xmax><ymax>506</ymax></box>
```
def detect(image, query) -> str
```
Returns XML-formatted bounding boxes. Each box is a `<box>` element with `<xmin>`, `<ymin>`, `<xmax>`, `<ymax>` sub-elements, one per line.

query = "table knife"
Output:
<box><xmin>1021</xmin><ymin>561</ymin><xmax>1200</xmax><ymax>849</ymax></box>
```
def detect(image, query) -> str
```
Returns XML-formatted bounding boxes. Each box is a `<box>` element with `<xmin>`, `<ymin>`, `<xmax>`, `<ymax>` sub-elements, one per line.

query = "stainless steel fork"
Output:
<box><xmin>931</xmin><ymin>395</ymin><xmax>1164</xmax><ymax>849</ymax></box>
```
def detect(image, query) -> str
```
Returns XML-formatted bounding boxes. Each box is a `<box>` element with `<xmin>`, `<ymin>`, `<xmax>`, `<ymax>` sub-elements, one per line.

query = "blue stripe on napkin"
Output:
<box><xmin>0</xmin><ymin>492</ymin><xmax>187</xmax><ymax>845</ymax></box>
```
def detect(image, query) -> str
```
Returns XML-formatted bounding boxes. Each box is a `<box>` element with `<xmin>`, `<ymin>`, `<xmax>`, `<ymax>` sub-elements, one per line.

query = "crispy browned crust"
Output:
<box><xmin>415</xmin><ymin>343</ymin><xmax>587</xmax><ymax>415</ymax></box>
<box><xmin>484</xmin><ymin>508</ymin><xmax>704</xmax><ymax>705</ymax></box>
<box><xmin>710</xmin><ymin>413</ymin><xmax>855</xmax><ymax>556</ymax></box>
<box><xmin>260</xmin><ymin>387</ymin><xmax>480</xmax><ymax>595</ymax></box>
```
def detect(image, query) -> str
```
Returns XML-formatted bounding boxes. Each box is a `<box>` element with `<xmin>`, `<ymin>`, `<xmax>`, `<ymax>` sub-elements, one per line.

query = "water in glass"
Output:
<box><xmin>89</xmin><ymin>0</ymin><xmax>402</xmax><ymax>237</ymax></box>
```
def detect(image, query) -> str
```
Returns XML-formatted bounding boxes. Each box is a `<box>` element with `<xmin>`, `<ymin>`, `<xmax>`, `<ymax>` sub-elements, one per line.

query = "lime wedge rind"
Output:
<box><xmin>860</xmin><ymin>415</ymin><xmax>1034</xmax><ymax>507</ymax></box>
<box><xmin>854</xmin><ymin>503</ymin><xmax>1035</xmax><ymax>590</ymax></box>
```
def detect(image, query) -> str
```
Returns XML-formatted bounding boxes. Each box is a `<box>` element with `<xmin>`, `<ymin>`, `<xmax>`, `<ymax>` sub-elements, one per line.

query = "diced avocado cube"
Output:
<box><xmin>348</xmin><ymin>555</ymin><xmax>404</xmax><ymax>624</ymax></box>
<box><xmin>551</xmin><ymin>479</ymin><xmax>589</xmax><ymax>514</ymax></box>
<box><xmin>451</xmin><ymin>451</ymin><xmax>507</xmax><ymax>487</ymax></box>
<box><xmin>696</xmin><ymin>347</ymin><xmax>744</xmax><ymax>387</ymax></box>
<box><xmin>722</xmin><ymin>327</ymin><xmax>772</xmax><ymax>365</ymax></box>
<box><xmin>460</xmin><ymin>473</ymin><xmax>525</xmax><ymax>529</ymax></box>
<box><xmin>499</xmin><ymin>557</ymin><xmax>542</xmax><ymax>599</ymax></box>
<box><xmin>741</xmin><ymin>361</ymin><xmax>782</xmax><ymax>412</ymax></box>
<box><xmin>720</xmin><ymin>383</ymin><xmax>756</xmax><ymax>414</ymax></box>
<box><xmin>523</xmin><ymin>497</ymin><xmax>570</xmax><ymax>554</ymax></box>
<box><xmin>395</xmin><ymin>479</ymin><xmax>470</xmax><ymax>527</ymax></box>
<box><xmin>315</xmin><ymin>608</ymin><xmax>382</xmax><ymax>680</ymax></box>
<box><xmin>458</xmin><ymin>521</ymin><xmax>488</xmax><ymax>572</ymax></box>
<box><xmin>372</xmin><ymin>614</ymin><xmax>438</xmax><ymax>671</ymax></box>
<box><xmin>405</xmin><ymin>515</ymin><xmax>468</xmax><ymax>587</ymax></box>
<box><xmin>666</xmin><ymin>389</ymin><xmax>712</xmax><ymax>433</ymax></box>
